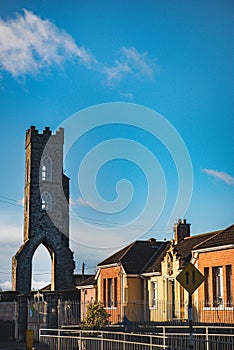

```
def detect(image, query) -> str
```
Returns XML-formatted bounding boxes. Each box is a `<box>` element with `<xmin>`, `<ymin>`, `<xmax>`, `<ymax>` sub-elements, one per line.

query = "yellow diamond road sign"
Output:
<box><xmin>176</xmin><ymin>263</ymin><xmax>205</xmax><ymax>294</ymax></box>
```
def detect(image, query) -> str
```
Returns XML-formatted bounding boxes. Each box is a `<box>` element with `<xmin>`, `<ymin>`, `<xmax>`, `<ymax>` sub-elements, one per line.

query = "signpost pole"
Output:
<box><xmin>188</xmin><ymin>293</ymin><xmax>193</xmax><ymax>349</ymax></box>
<box><xmin>176</xmin><ymin>263</ymin><xmax>205</xmax><ymax>350</ymax></box>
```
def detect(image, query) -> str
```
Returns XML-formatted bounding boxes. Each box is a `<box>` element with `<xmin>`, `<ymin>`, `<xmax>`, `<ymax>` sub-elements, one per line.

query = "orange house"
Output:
<box><xmin>96</xmin><ymin>239</ymin><xmax>169</xmax><ymax>323</ymax></box>
<box><xmin>193</xmin><ymin>224</ymin><xmax>234</xmax><ymax>323</ymax></box>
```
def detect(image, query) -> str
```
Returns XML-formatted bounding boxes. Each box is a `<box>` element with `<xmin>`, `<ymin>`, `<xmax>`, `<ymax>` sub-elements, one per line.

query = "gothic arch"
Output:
<box><xmin>12</xmin><ymin>233</ymin><xmax>75</xmax><ymax>294</ymax></box>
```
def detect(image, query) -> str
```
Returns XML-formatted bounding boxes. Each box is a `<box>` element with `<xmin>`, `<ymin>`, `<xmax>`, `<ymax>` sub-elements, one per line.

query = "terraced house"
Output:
<box><xmin>88</xmin><ymin>220</ymin><xmax>234</xmax><ymax>324</ymax></box>
<box><xmin>192</xmin><ymin>224</ymin><xmax>234</xmax><ymax>323</ymax></box>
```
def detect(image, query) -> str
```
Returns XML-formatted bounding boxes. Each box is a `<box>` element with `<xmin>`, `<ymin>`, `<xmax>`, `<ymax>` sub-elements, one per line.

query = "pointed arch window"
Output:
<box><xmin>41</xmin><ymin>192</ymin><xmax>52</xmax><ymax>211</ymax></box>
<box><xmin>167</xmin><ymin>252</ymin><xmax>173</xmax><ymax>276</ymax></box>
<box><xmin>41</xmin><ymin>156</ymin><xmax>52</xmax><ymax>181</ymax></box>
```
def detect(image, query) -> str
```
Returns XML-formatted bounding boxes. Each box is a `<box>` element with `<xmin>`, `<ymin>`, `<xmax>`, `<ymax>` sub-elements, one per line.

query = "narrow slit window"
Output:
<box><xmin>103</xmin><ymin>278</ymin><xmax>107</xmax><ymax>307</ymax></box>
<box><xmin>226</xmin><ymin>265</ymin><xmax>232</xmax><ymax>307</ymax></box>
<box><xmin>204</xmin><ymin>267</ymin><xmax>209</xmax><ymax>307</ymax></box>
<box><xmin>114</xmin><ymin>277</ymin><xmax>118</xmax><ymax>307</ymax></box>
<box><xmin>107</xmin><ymin>278</ymin><xmax>112</xmax><ymax>307</ymax></box>
<box><xmin>41</xmin><ymin>156</ymin><xmax>52</xmax><ymax>181</ymax></box>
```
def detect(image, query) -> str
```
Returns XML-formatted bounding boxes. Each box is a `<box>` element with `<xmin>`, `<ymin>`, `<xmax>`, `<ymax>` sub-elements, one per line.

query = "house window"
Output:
<box><xmin>114</xmin><ymin>277</ymin><xmax>118</xmax><ymax>307</ymax></box>
<box><xmin>41</xmin><ymin>192</ymin><xmax>52</xmax><ymax>211</ymax></box>
<box><xmin>204</xmin><ymin>267</ymin><xmax>210</xmax><ymax>307</ymax></box>
<box><xmin>41</xmin><ymin>156</ymin><xmax>52</xmax><ymax>181</ymax></box>
<box><xmin>103</xmin><ymin>279</ymin><xmax>107</xmax><ymax>307</ymax></box>
<box><xmin>226</xmin><ymin>265</ymin><xmax>232</xmax><ymax>307</ymax></box>
<box><xmin>151</xmin><ymin>281</ymin><xmax>158</xmax><ymax>308</ymax></box>
<box><xmin>103</xmin><ymin>277</ymin><xmax>117</xmax><ymax>308</ymax></box>
<box><xmin>212</xmin><ymin>266</ymin><xmax>224</xmax><ymax>307</ymax></box>
<box><xmin>107</xmin><ymin>278</ymin><xmax>112</xmax><ymax>307</ymax></box>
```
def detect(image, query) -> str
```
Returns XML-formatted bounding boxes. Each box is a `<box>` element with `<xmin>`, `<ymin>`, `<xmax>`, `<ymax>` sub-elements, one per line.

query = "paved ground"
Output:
<box><xmin>0</xmin><ymin>342</ymin><xmax>27</xmax><ymax>350</ymax></box>
<box><xmin>0</xmin><ymin>342</ymin><xmax>49</xmax><ymax>350</ymax></box>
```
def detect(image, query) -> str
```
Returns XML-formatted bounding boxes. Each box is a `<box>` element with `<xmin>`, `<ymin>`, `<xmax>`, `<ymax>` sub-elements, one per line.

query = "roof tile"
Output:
<box><xmin>193</xmin><ymin>224</ymin><xmax>234</xmax><ymax>250</ymax></box>
<box><xmin>98</xmin><ymin>240</ymin><xmax>168</xmax><ymax>274</ymax></box>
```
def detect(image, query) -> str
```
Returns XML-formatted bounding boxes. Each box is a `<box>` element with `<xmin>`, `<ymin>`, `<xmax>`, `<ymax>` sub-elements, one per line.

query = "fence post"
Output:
<box><xmin>78</xmin><ymin>330</ymin><xmax>82</xmax><ymax>350</ymax></box>
<box><xmin>206</xmin><ymin>327</ymin><xmax>209</xmax><ymax>350</ymax></box>
<box><xmin>101</xmin><ymin>331</ymin><xmax>104</xmax><ymax>350</ymax></box>
<box><xmin>57</xmin><ymin>328</ymin><xmax>60</xmax><ymax>350</ymax></box>
<box><xmin>163</xmin><ymin>326</ymin><xmax>166</xmax><ymax>350</ymax></box>
<box><xmin>150</xmin><ymin>334</ymin><xmax>152</xmax><ymax>350</ymax></box>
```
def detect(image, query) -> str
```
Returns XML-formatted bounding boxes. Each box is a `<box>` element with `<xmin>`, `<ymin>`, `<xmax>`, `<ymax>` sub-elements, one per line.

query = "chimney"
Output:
<box><xmin>174</xmin><ymin>219</ymin><xmax>190</xmax><ymax>244</ymax></box>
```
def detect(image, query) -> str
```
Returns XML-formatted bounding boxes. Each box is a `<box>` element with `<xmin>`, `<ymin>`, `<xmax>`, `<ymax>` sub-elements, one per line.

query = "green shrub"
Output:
<box><xmin>81</xmin><ymin>301</ymin><xmax>110</xmax><ymax>330</ymax></box>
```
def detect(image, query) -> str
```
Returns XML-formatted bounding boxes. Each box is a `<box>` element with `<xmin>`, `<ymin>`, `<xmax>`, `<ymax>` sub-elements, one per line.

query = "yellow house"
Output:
<box><xmin>144</xmin><ymin>219</ymin><xmax>216</xmax><ymax>322</ymax></box>
<box><xmin>142</xmin><ymin>242</ymin><xmax>170</xmax><ymax>321</ymax></box>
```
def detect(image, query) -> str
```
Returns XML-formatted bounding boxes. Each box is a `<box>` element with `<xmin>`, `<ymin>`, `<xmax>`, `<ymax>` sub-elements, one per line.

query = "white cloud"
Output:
<box><xmin>70</xmin><ymin>196</ymin><xmax>95</xmax><ymax>208</ymax></box>
<box><xmin>0</xmin><ymin>9</ymin><xmax>94</xmax><ymax>78</ymax></box>
<box><xmin>103</xmin><ymin>46</ymin><xmax>156</xmax><ymax>86</ymax></box>
<box><xmin>70</xmin><ymin>196</ymin><xmax>78</xmax><ymax>208</ymax></box>
<box><xmin>0</xmin><ymin>10</ymin><xmax>157</xmax><ymax>86</ymax></box>
<box><xmin>0</xmin><ymin>280</ymin><xmax>12</xmax><ymax>291</ymax></box>
<box><xmin>202</xmin><ymin>169</ymin><xmax>234</xmax><ymax>185</ymax></box>
<box><xmin>121</xmin><ymin>46</ymin><xmax>155</xmax><ymax>79</ymax></box>
<box><xmin>32</xmin><ymin>279</ymin><xmax>50</xmax><ymax>291</ymax></box>
<box><xmin>119</xmin><ymin>91</ymin><xmax>134</xmax><ymax>100</ymax></box>
<box><xmin>103</xmin><ymin>61</ymin><xmax>131</xmax><ymax>86</ymax></box>
<box><xmin>17</xmin><ymin>197</ymin><xmax>24</xmax><ymax>205</ymax></box>
<box><xmin>0</xmin><ymin>280</ymin><xmax>50</xmax><ymax>291</ymax></box>
<box><xmin>0</xmin><ymin>214</ymin><xmax>23</xmax><ymax>290</ymax></box>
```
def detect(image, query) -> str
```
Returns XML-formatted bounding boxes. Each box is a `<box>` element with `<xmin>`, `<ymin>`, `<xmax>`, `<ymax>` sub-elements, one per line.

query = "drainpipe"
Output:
<box><xmin>140</xmin><ymin>275</ymin><xmax>147</xmax><ymax>321</ymax></box>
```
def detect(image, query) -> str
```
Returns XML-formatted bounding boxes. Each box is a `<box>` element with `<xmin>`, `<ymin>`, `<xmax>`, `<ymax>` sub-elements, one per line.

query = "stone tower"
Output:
<box><xmin>12</xmin><ymin>126</ymin><xmax>75</xmax><ymax>294</ymax></box>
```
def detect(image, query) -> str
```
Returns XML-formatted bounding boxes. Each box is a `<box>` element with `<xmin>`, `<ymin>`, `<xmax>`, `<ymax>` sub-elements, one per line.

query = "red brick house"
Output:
<box><xmin>96</xmin><ymin>239</ymin><xmax>169</xmax><ymax>323</ymax></box>
<box><xmin>192</xmin><ymin>224</ymin><xmax>234</xmax><ymax>323</ymax></box>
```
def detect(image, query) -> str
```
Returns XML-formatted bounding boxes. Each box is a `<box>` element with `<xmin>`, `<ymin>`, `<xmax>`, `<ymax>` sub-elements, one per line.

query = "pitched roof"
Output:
<box><xmin>73</xmin><ymin>274</ymin><xmax>94</xmax><ymax>287</ymax></box>
<box><xmin>97</xmin><ymin>239</ymin><xmax>168</xmax><ymax>274</ymax></box>
<box><xmin>193</xmin><ymin>224</ymin><xmax>234</xmax><ymax>250</ymax></box>
<box><xmin>173</xmin><ymin>231</ymin><xmax>218</xmax><ymax>260</ymax></box>
<box><xmin>143</xmin><ymin>241</ymin><xmax>171</xmax><ymax>274</ymax></box>
<box><xmin>77</xmin><ymin>275</ymin><xmax>97</xmax><ymax>287</ymax></box>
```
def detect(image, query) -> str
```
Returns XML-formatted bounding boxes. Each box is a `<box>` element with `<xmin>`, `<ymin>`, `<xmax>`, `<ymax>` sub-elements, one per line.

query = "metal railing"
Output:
<box><xmin>39</xmin><ymin>327</ymin><xmax>234</xmax><ymax>350</ymax></box>
<box><xmin>60</xmin><ymin>299</ymin><xmax>234</xmax><ymax>325</ymax></box>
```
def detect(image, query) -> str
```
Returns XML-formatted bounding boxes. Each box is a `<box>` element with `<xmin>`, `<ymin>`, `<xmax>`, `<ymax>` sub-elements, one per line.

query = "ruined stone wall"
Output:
<box><xmin>12</xmin><ymin>126</ymin><xmax>75</xmax><ymax>294</ymax></box>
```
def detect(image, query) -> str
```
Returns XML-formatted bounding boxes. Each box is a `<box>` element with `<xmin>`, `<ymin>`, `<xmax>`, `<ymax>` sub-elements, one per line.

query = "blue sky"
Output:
<box><xmin>0</xmin><ymin>1</ymin><xmax>233</xmax><ymax>290</ymax></box>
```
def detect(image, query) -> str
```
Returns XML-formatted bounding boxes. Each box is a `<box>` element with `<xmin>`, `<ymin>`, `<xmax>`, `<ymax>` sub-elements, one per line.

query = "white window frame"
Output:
<box><xmin>216</xmin><ymin>266</ymin><xmax>224</xmax><ymax>306</ymax></box>
<box><xmin>151</xmin><ymin>281</ymin><xmax>158</xmax><ymax>309</ymax></box>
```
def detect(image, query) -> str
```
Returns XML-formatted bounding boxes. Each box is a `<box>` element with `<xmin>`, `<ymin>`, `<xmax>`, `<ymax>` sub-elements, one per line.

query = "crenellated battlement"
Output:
<box><xmin>25</xmin><ymin>126</ymin><xmax>64</xmax><ymax>147</ymax></box>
